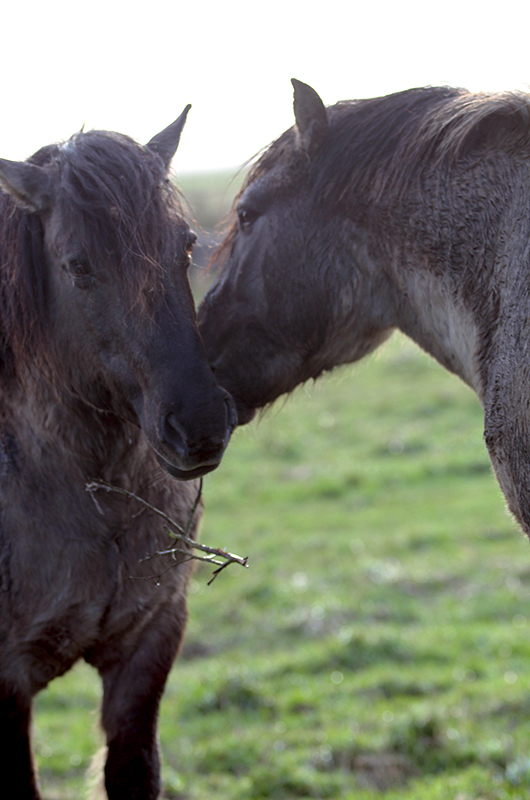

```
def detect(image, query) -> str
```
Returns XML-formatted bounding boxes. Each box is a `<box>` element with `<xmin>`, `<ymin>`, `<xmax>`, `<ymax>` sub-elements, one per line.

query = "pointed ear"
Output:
<box><xmin>146</xmin><ymin>104</ymin><xmax>192</xmax><ymax>170</ymax></box>
<box><xmin>291</xmin><ymin>79</ymin><xmax>329</xmax><ymax>159</ymax></box>
<box><xmin>0</xmin><ymin>159</ymin><xmax>53</xmax><ymax>212</ymax></box>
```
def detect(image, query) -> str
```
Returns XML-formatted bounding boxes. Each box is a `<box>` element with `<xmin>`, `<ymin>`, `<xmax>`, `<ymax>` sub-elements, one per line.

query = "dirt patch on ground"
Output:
<box><xmin>337</xmin><ymin>751</ymin><xmax>417</xmax><ymax>791</ymax></box>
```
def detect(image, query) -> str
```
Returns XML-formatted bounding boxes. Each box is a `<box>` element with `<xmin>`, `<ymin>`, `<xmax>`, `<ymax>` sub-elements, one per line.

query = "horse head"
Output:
<box><xmin>0</xmin><ymin>109</ymin><xmax>236</xmax><ymax>479</ymax></box>
<box><xmin>199</xmin><ymin>81</ymin><xmax>392</xmax><ymax>424</ymax></box>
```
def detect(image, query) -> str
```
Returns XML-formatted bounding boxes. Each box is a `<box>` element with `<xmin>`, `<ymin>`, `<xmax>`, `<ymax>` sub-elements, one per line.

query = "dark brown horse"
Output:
<box><xmin>0</xmin><ymin>109</ymin><xmax>235</xmax><ymax>799</ymax></box>
<box><xmin>199</xmin><ymin>79</ymin><xmax>530</xmax><ymax>541</ymax></box>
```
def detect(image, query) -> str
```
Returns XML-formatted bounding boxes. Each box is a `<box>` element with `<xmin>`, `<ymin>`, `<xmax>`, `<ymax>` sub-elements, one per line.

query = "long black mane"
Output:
<box><xmin>0</xmin><ymin>131</ymin><xmax>187</xmax><ymax>371</ymax></box>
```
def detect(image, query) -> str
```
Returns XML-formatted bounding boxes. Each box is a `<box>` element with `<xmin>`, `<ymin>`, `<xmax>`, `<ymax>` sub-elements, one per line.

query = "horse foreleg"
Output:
<box><xmin>0</xmin><ymin>687</ymin><xmax>40</xmax><ymax>800</ymax></box>
<box><xmin>96</xmin><ymin>605</ymin><xmax>186</xmax><ymax>800</ymax></box>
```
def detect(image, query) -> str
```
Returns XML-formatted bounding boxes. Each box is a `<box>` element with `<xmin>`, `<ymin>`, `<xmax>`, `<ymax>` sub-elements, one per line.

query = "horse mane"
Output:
<box><xmin>217</xmin><ymin>86</ymin><xmax>530</xmax><ymax>264</ymax></box>
<box><xmin>0</xmin><ymin>131</ymin><xmax>187</xmax><ymax>373</ymax></box>
<box><xmin>317</xmin><ymin>85</ymin><xmax>530</xmax><ymax>204</ymax></box>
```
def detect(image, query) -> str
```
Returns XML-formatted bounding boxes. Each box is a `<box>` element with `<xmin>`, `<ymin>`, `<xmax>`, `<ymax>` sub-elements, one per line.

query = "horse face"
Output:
<box><xmin>199</xmin><ymin>81</ymin><xmax>390</xmax><ymax>425</ymax></box>
<box><xmin>47</xmin><ymin>211</ymin><xmax>235</xmax><ymax>480</ymax></box>
<box><xmin>0</xmin><ymin>117</ymin><xmax>236</xmax><ymax>479</ymax></box>
<box><xmin>199</xmin><ymin>168</ymin><xmax>333</xmax><ymax>424</ymax></box>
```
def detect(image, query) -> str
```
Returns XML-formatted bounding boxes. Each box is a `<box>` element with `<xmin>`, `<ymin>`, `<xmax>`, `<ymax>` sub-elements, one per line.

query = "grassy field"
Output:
<box><xmin>33</xmin><ymin>334</ymin><xmax>530</xmax><ymax>800</ymax></box>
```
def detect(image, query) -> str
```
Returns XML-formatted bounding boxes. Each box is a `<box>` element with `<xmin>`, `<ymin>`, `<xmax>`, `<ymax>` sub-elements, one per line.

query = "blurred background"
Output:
<box><xmin>5</xmin><ymin>1</ymin><xmax>530</xmax><ymax>798</ymax></box>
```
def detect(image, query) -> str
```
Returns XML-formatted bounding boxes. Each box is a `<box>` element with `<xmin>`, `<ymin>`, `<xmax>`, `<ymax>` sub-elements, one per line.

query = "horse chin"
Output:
<box><xmin>235</xmin><ymin>403</ymin><xmax>257</xmax><ymax>426</ymax></box>
<box><xmin>155</xmin><ymin>453</ymin><xmax>222</xmax><ymax>481</ymax></box>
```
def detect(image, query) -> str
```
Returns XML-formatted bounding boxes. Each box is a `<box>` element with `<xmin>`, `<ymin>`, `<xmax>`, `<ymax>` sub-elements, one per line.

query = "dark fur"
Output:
<box><xmin>200</xmin><ymin>82</ymin><xmax>530</xmax><ymax>543</ymax></box>
<box><xmin>0</xmin><ymin>124</ymin><xmax>233</xmax><ymax>799</ymax></box>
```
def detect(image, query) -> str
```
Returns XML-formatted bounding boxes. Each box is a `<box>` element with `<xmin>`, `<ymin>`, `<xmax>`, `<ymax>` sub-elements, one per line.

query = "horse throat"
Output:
<box><xmin>2</xmin><ymin>373</ymin><xmax>144</xmax><ymax>483</ymax></box>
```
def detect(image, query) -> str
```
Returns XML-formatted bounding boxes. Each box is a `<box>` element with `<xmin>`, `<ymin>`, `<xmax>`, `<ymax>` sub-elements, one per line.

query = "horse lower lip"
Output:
<box><xmin>156</xmin><ymin>454</ymin><xmax>221</xmax><ymax>481</ymax></box>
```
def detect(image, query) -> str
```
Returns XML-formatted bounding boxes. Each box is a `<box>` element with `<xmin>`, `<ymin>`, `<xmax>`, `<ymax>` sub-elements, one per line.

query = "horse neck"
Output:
<box><xmin>387</xmin><ymin>249</ymin><xmax>483</xmax><ymax>396</ymax></box>
<box><xmin>363</xmin><ymin>164</ymin><xmax>526</xmax><ymax>402</ymax></box>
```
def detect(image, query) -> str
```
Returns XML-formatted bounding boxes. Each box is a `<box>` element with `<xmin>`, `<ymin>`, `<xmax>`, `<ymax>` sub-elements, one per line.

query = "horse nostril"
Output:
<box><xmin>163</xmin><ymin>412</ymin><xmax>188</xmax><ymax>458</ymax></box>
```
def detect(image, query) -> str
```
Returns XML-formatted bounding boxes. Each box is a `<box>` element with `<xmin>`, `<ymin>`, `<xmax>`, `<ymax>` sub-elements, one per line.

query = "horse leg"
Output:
<box><xmin>95</xmin><ymin>605</ymin><xmax>186</xmax><ymax>800</ymax></box>
<box><xmin>0</xmin><ymin>687</ymin><xmax>40</xmax><ymax>800</ymax></box>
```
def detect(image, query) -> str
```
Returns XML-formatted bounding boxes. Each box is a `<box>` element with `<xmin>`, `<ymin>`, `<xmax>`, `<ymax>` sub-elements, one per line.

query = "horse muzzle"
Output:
<box><xmin>153</xmin><ymin>390</ymin><xmax>237</xmax><ymax>480</ymax></box>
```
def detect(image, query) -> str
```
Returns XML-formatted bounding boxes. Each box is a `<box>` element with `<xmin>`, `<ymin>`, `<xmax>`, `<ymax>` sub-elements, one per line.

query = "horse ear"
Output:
<box><xmin>146</xmin><ymin>104</ymin><xmax>192</xmax><ymax>170</ymax></box>
<box><xmin>291</xmin><ymin>79</ymin><xmax>329</xmax><ymax>159</ymax></box>
<box><xmin>0</xmin><ymin>159</ymin><xmax>53</xmax><ymax>212</ymax></box>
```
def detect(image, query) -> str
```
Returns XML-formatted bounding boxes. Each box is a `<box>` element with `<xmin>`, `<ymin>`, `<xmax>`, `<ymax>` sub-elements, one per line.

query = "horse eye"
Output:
<box><xmin>69</xmin><ymin>260</ymin><xmax>90</xmax><ymax>277</ymax></box>
<box><xmin>237</xmin><ymin>207</ymin><xmax>258</xmax><ymax>230</ymax></box>
<box><xmin>63</xmin><ymin>260</ymin><xmax>95</xmax><ymax>288</ymax></box>
<box><xmin>185</xmin><ymin>231</ymin><xmax>197</xmax><ymax>257</ymax></box>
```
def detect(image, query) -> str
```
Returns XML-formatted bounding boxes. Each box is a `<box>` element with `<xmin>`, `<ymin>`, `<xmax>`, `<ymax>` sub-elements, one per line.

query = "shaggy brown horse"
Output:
<box><xmin>0</xmin><ymin>109</ymin><xmax>235</xmax><ymax>799</ymax></box>
<box><xmin>199</xmin><ymin>79</ymin><xmax>530</xmax><ymax>541</ymax></box>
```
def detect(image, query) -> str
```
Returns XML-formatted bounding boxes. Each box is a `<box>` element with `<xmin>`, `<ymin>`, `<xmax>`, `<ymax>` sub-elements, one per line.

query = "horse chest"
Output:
<box><xmin>0</xmin><ymin>464</ymin><xmax>188</xmax><ymax>691</ymax></box>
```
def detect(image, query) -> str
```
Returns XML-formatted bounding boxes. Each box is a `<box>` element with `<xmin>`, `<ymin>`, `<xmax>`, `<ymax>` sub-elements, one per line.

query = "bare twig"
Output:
<box><xmin>86</xmin><ymin>479</ymin><xmax>249</xmax><ymax>584</ymax></box>
<box><xmin>183</xmin><ymin>478</ymin><xmax>203</xmax><ymax>538</ymax></box>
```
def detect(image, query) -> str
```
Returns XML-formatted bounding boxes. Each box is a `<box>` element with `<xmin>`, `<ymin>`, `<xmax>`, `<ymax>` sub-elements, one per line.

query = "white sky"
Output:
<box><xmin>2</xmin><ymin>0</ymin><xmax>530</xmax><ymax>174</ymax></box>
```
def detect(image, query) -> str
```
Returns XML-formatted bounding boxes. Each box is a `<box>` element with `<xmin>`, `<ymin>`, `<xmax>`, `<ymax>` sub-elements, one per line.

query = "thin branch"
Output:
<box><xmin>86</xmin><ymin>479</ymin><xmax>249</xmax><ymax>584</ymax></box>
<box><xmin>86</xmin><ymin>480</ymin><xmax>189</xmax><ymax>535</ymax></box>
<box><xmin>184</xmin><ymin>477</ymin><xmax>203</xmax><ymax>537</ymax></box>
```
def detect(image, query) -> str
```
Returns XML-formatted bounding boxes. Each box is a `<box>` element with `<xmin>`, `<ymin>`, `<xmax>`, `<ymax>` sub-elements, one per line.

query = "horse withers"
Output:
<box><xmin>199</xmin><ymin>79</ymin><xmax>530</xmax><ymax>540</ymax></box>
<box><xmin>0</xmin><ymin>108</ymin><xmax>235</xmax><ymax>800</ymax></box>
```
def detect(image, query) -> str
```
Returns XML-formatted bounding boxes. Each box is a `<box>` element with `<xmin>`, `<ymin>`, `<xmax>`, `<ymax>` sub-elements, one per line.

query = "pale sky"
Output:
<box><xmin>2</xmin><ymin>0</ymin><xmax>530</xmax><ymax>174</ymax></box>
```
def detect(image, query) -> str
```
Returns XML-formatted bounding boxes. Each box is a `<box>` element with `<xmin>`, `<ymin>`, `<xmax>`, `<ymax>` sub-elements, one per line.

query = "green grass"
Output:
<box><xmin>34</xmin><ymin>335</ymin><xmax>530</xmax><ymax>799</ymax></box>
